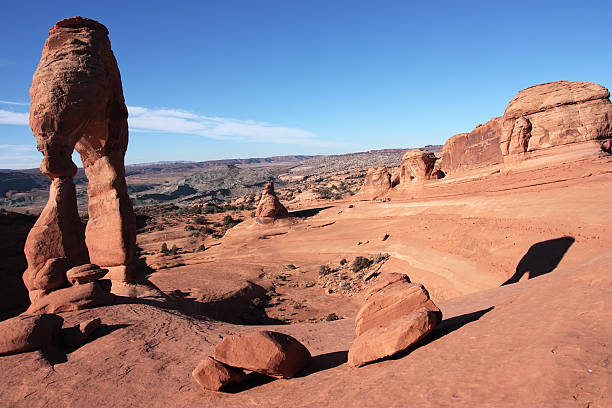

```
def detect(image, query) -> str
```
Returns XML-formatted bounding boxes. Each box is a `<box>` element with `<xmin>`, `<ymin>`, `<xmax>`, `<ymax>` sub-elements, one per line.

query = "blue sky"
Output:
<box><xmin>1</xmin><ymin>0</ymin><xmax>611</xmax><ymax>169</ymax></box>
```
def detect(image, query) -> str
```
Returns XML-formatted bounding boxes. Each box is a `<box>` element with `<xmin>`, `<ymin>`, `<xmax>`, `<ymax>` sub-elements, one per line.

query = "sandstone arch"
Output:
<box><xmin>24</xmin><ymin>17</ymin><xmax>135</xmax><ymax>303</ymax></box>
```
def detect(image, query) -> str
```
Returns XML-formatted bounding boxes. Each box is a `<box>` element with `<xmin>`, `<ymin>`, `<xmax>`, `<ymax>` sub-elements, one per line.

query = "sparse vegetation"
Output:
<box><xmin>339</xmin><ymin>258</ymin><xmax>347</xmax><ymax>265</ymax></box>
<box><xmin>160</xmin><ymin>242</ymin><xmax>169</xmax><ymax>255</ymax></box>
<box><xmin>319</xmin><ymin>265</ymin><xmax>333</xmax><ymax>275</ymax></box>
<box><xmin>325</xmin><ymin>312</ymin><xmax>340</xmax><ymax>321</ymax></box>
<box><xmin>352</xmin><ymin>256</ymin><xmax>373</xmax><ymax>273</ymax></box>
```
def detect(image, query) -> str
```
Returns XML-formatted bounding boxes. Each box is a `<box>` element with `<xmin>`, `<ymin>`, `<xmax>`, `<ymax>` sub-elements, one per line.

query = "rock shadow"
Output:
<box><xmin>298</xmin><ymin>350</ymin><xmax>348</xmax><ymax>377</ymax></box>
<box><xmin>501</xmin><ymin>236</ymin><xmax>575</xmax><ymax>286</ymax></box>
<box><xmin>384</xmin><ymin>306</ymin><xmax>494</xmax><ymax>363</ymax></box>
<box><xmin>288</xmin><ymin>206</ymin><xmax>333</xmax><ymax>218</ymax></box>
<box><xmin>222</xmin><ymin>372</ymin><xmax>277</xmax><ymax>393</ymax></box>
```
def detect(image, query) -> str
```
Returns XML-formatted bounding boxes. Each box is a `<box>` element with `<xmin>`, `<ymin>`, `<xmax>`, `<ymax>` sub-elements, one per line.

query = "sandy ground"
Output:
<box><xmin>1</xmin><ymin>155</ymin><xmax>610</xmax><ymax>407</ymax></box>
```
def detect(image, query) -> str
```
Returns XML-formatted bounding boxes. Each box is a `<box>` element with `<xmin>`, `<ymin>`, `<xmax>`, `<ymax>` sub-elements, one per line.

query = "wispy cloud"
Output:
<box><xmin>0</xmin><ymin>102</ymin><xmax>338</xmax><ymax>147</ymax></box>
<box><xmin>0</xmin><ymin>109</ymin><xmax>28</xmax><ymax>125</ymax></box>
<box><xmin>0</xmin><ymin>100</ymin><xmax>29</xmax><ymax>106</ymax></box>
<box><xmin>127</xmin><ymin>106</ymin><xmax>339</xmax><ymax>146</ymax></box>
<box><xmin>0</xmin><ymin>144</ymin><xmax>40</xmax><ymax>169</ymax></box>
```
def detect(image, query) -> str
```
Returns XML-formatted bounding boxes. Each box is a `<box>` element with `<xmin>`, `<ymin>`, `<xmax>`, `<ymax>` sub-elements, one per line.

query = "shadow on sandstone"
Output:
<box><xmin>39</xmin><ymin>323</ymin><xmax>130</xmax><ymax>366</ymax></box>
<box><xmin>381</xmin><ymin>306</ymin><xmax>495</xmax><ymax>365</ymax></box>
<box><xmin>501</xmin><ymin>236</ymin><xmax>575</xmax><ymax>286</ymax></box>
<box><xmin>288</xmin><ymin>206</ymin><xmax>333</xmax><ymax>218</ymax></box>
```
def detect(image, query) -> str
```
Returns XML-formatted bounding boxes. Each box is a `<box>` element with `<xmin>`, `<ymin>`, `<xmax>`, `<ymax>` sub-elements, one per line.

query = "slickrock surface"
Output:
<box><xmin>214</xmin><ymin>331</ymin><xmax>311</xmax><ymax>378</ymax></box>
<box><xmin>192</xmin><ymin>356</ymin><xmax>246</xmax><ymax>391</ymax></box>
<box><xmin>0</xmin><ymin>314</ymin><xmax>63</xmax><ymax>356</ymax></box>
<box><xmin>255</xmin><ymin>182</ymin><xmax>289</xmax><ymax>220</ymax></box>
<box><xmin>356</xmin><ymin>166</ymin><xmax>392</xmax><ymax>200</ymax></box>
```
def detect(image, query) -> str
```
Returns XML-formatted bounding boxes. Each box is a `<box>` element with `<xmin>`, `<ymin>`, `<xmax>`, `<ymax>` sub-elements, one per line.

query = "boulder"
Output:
<box><xmin>399</xmin><ymin>150</ymin><xmax>437</xmax><ymax>185</ymax></box>
<box><xmin>0</xmin><ymin>314</ymin><xmax>63</xmax><ymax>356</ymax></box>
<box><xmin>348</xmin><ymin>273</ymin><xmax>441</xmax><ymax>367</ymax></box>
<box><xmin>214</xmin><ymin>331</ymin><xmax>311</xmax><ymax>378</ymax></box>
<box><xmin>357</xmin><ymin>166</ymin><xmax>392</xmax><ymax>200</ymax></box>
<box><xmin>27</xmin><ymin>16</ymin><xmax>136</xmax><ymax>289</ymax></box>
<box><xmin>255</xmin><ymin>182</ymin><xmax>289</xmax><ymax>220</ymax></box>
<box><xmin>66</xmin><ymin>264</ymin><xmax>108</xmax><ymax>285</ymax></box>
<box><xmin>500</xmin><ymin>81</ymin><xmax>612</xmax><ymax>160</ymax></box>
<box><xmin>26</xmin><ymin>280</ymin><xmax>114</xmax><ymax>314</ymax></box>
<box><xmin>348</xmin><ymin>308</ymin><xmax>441</xmax><ymax>367</ymax></box>
<box><xmin>192</xmin><ymin>356</ymin><xmax>246</xmax><ymax>391</ymax></box>
<box><xmin>355</xmin><ymin>278</ymin><xmax>440</xmax><ymax>336</ymax></box>
<box><xmin>61</xmin><ymin>317</ymin><xmax>102</xmax><ymax>347</ymax></box>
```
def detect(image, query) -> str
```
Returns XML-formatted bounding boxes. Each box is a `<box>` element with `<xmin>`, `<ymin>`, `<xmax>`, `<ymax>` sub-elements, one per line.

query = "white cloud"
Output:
<box><xmin>0</xmin><ymin>102</ymin><xmax>343</xmax><ymax>147</ymax></box>
<box><xmin>0</xmin><ymin>100</ymin><xmax>29</xmax><ymax>106</ymax></box>
<box><xmin>0</xmin><ymin>109</ymin><xmax>28</xmax><ymax>125</ymax></box>
<box><xmin>127</xmin><ymin>106</ymin><xmax>339</xmax><ymax>146</ymax></box>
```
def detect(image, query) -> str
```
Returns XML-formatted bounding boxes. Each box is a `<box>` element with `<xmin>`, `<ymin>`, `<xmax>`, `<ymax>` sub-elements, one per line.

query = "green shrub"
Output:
<box><xmin>352</xmin><ymin>256</ymin><xmax>372</xmax><ymax>273</ymax></box>
<box><xmin>170</xmin><ymin>244</ymin><xmax>179</xmax><ymax>255</ymax></box>
<box><xmin>319</xmin><ymin>265</ymin><xmax>332</xmax><ymax>275</ymax></box>
<box><xmin>160</xmin><ymin>242</ymin><xmax>169</xmax><ymax>255</ymax></box>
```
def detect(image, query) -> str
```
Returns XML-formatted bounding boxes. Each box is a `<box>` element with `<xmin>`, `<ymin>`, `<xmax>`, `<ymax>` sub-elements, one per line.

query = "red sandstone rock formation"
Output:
<box><xmin>214</xmin><ymin>331</ymin><xmax>311</xmax><ymax>379</ymax></box>
<box><xmin>255</xmin><ymin>182</ymin><xmax>289</xmax><ymax>220</ymax></box>
<box><xmin>23</xmin><ymin>16</ymin><xmax>136</xmax><ymax>307</ymax></box>
<box><xmin>192</xmin><ymin>356</ymin><xmax>246</xmax><ymax>391</ymax></box>
<box><xmin>500</xmin><ymin>81</ymin><xmax>612</xmax><ymax>161</ymax></box>
<box><xmin>348</xmin><ymin>273</ymin><xmax>441</xmax><ymax>367</ymax></box>
<box><xmin>356</xmin><ymin>166</ymin><xmax>392</xmax><ymax>200</ymax></box>
<box><xmin>399</xmin><ymin>150</ymin><xmax>437</xmax><ymax>185</ymax></box>
<box><xmin>439</xmin><ymin>117</ymin><xmax>503</xmax><ymax>174</ymax></box>
<box><xmin>0</xmin><ymin>314</ymin><xmax>63</xmax><ymax>356</ymax></box>
<box><xmin>438</xmin><ymin>81</ymin><xmax>612</xmax><ymax>175</ymax></box>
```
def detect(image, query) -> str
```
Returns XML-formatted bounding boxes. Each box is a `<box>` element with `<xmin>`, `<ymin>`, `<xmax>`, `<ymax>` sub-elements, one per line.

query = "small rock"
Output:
<box><xmin>192</xmin><ymin>356</ymin><xmax>246</xmax><ymax>391</ymax></box>
<box><xmin>214</xmin><ymin>331</ymin><xmax>311</xmax><ymax>378</ymax></box>
<box><xmin>0</xmin><ymin>314</ymin><xmax>63</xmax><ymax>356</ymax></box>
<box><xmin>66</xmin><ymin>264</ymin><xmax>108</xmax><ymax>285</ymax></box>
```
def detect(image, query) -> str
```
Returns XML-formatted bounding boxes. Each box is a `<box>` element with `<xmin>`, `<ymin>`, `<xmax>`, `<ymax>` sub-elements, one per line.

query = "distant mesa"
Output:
<box><xmin>255</xmin><ymin>182</ymin><xmax>289</xmax><ymax>220</ymax></box>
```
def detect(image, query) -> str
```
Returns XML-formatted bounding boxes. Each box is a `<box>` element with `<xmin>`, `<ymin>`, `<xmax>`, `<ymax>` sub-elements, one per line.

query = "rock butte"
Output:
<box><xmin>255</xmin><ymin>182</ymin><xmax>289</xmax><ymax>220</ymax></box>
<box><xmin>23</xmin><ymin>16</ymin><xmax>136</xmax><ymax>310</ymax></box>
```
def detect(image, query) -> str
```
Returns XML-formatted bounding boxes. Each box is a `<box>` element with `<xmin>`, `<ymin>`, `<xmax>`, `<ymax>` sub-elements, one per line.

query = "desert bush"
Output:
<box><xmin>339</xmin><ymin>258</ymin><xmax>347</xmax><ymax>265</ymax></box>
<box><xmin>197</xmin><ymin>244</ymin><xmax>206</xmax><ymax>251</ymax></box>
<box><xmin>319</xmin><ymin>265</ymin><xmax>333</xmax><ymax>275</ymax></box>
<box><xmin>160</xmin><ymin>242</ymin><xmax>169</xmax><ymax>255</ymax></box>
<box><xmin>193</xmin><ymin>215</ymin><xmax>207</xmax><ymax>225</ymax></box>
<box><xmin>325</xmin><ymin>312</ymin><xmax>340</xmax><ymax>321</ymax></box>
<box><xmin>352</xmin><ymin>256</ymin><xmax>372</xmax><ymax>273</ymax></box>
<box><xmin>170</xmin><ymin>244</ymin><xmax>179</xmax><ymax>255</ymax></box>
<box><xmin>373</xmin><ymin>252</ymin><xmax>390</xmax><ymax>263</ymax></box>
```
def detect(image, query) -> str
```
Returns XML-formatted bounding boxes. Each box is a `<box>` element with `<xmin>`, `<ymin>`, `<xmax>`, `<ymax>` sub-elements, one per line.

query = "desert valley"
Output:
<box><xmin>0</xmin><ymin>15</ymin><xmax>611</xmax><ymax>408</ymax></box>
